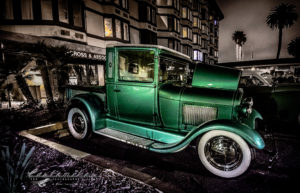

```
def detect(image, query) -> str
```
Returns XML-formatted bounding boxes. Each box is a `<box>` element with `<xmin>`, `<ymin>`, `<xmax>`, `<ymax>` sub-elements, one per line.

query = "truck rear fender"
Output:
<box><xmin>66</xmin><ymin>94</ymin><xmax>105</xmax><ymax>131</ymax></box>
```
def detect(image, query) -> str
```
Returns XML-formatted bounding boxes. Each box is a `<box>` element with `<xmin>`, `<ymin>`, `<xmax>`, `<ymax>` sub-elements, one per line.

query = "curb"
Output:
<box><xmin>19</xmin><ymin>122</ymin><xmax>185</xmax><ymax>193</ymax></box>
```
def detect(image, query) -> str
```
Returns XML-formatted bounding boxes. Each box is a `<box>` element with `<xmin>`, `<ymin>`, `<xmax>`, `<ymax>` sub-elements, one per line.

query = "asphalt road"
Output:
<box><xmin>42</xmin><ymin>130</ymin><xmax>300</xmax><ymax>193</ymax></box>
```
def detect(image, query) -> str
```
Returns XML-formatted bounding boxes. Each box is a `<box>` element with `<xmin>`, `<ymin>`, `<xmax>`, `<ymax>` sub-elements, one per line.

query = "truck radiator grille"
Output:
<box><xmin>183</xmin><ymin>105</ymin><xmax>217</xmax><ymax>126</ymax></box>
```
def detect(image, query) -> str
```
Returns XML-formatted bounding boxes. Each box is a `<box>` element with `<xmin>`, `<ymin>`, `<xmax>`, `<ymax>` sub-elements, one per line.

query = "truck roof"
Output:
<box><xmin>106</xmin><ymin>44</ymin><xmax>191</xmax><ymax>62</ymax></box>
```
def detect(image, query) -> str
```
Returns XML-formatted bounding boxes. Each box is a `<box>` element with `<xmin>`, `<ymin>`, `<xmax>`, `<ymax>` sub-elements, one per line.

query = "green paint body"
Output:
<box><xmin>66</xmin><ymin>45</ymin><xmax>265</xmax><ymax>152</ymax></box>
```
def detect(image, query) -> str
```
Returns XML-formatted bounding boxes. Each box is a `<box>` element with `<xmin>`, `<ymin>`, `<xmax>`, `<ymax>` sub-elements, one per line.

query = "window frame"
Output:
<box><xmin>117</xmin><ymin>49</ymin><xmax>156</xmax><ymax>83</ymax></box>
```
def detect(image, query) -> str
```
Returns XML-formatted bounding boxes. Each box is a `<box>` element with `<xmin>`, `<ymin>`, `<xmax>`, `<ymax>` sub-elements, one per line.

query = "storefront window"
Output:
<box><xmin>58</xmin><ymin>0</ymin><xmax>68</xmax><ymax>23</ymax></box>
<box><xmin>123</xmin><ymin>23</ymin><xmax>129</xmax><ymax>41</ymax></box>
<box><xmin>115</xmin><ymin>19</ymin><xmax>121</xmax><ymax>39</ymax></box>
<box><xmin>73</xmin><ymin>0</ymin><xmax>82</xmax><ymax>27</ymax></box>
<box><xmin>69</xmin><ymin>64</ymin><xmax>101</xmax><ymax>86</ymax></box>
<box><xmin>21</xmin><ymin>0</ymin><xmax>33</xmax><ymax>20</ymax></box>
<box><xmin>41</xmin><ymin>0</ymin><xmax>53</xmax><ymax>20</ymax></box>
<box><xmin>104</xmin><ymin>18</ymin><xmax>113</xmax><ymax>37</ymax></box>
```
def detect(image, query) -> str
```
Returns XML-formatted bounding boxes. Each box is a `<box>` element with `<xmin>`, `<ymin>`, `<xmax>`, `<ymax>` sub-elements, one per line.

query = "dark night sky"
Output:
<box><xmin>216</xmin><ymin>0</ymin><xmax>300</xmax><ymax>63</ymax></box>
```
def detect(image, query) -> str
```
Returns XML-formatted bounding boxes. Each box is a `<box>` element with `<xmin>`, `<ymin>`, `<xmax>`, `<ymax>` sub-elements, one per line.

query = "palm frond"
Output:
<box><xmin>266</xmin><ymin>3</ymin><xmax>298</xmax><ymax>29</ymax></box>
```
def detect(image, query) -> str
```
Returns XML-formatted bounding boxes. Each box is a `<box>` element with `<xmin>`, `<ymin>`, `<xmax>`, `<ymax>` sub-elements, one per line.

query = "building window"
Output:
<box><xmin>2</xmin><ymin>0</ymin><xmax>14</xmax><ymax>19</ymax></box>
<box><xmin>182</xmin><ymin>7</ymin><xmax>187</xmax><ymax>18</ymax></box>
<box><xmin>58</xmin><ymin>0</ymin><xmax>68</xmax><ymax>23</ymax></box>
<box><xmin>139</xmin><ymin>2</ymin><xmax>156</xmax><ymax>25</ymax></box>
<box><xmin>115</xmin><ymin>19</ymin><xmax>121</xmax><ymax>39</ymax></box>
<box><xmin>41</xmin><ymin>0</ymin><xmax>53</xmax><ymax>20</ymax></box>
<box><xmin>193</xmin><ymin>50</ymin><xmax>198</xmax><ymax>60</ymax></box>
<box><xmin>72</xmin><ymin>0</ymin><xmax>82</xmax><ymax>27</ymax></box>
<box><xmin>201</xmin><ymin>24</ymin><xmax>206</xmax><ymax>34</ymax></box>
<box><xmin>168</xmin><ymin>39</ymin><xmax>174</xmax><ymax>49</ymax></box>
<box><xmin>104</xmin><ymin>18</ymin><xmax>113</xmax><ymax>37</ymax></box>
<box><xmin>210</xmin><ymin>47</ymin><xmax>214</xmax><ymax>56</ymax></box>
<box><xmin>210</xmin><ymin>23</ymin><xmax>213</xmax><ymax>33</ymax></box>
<box><xmin>193</xmin><ymin>17</ymin><xmax>198</xmax><ymax>27</ymax></box>
<box><xmin>201</xmin><ymin>8</ymin><xmax>206</xmax><ymax>20</ymax></box>
<box><xmin>214</xmin><ymin>19</ymin><xmax>218</xmax><ymax>26</ymax></box>
<box><xmin>123</xmin><ymin>22</ymin><xmax>129</xmax><ymax>41</ymax></box>
<box><xmin>152</xmin><ymin>9</ymin><xmax>156</xmax><ymax>24</ymax></box>
<box><xmin>168</xmin><ymin>16</ymin><xmax>179</xmax><ymax>33</ymax></box>
<box><xmin>147</xmin><ymin>6</ymin><xmax>151</xmax><ymax>22</ymax></box>
<box><xmin>193</xmin><ymin>34</ymin><xmax>197</xmax><ymax>44</ymax></box>
<box><xmin>198</xmin><ymin>51</ymin><xmax>203</xmax><ymax>61</ymax></box>
<box><xmin>21</xmin><ymin>0</ymin><xmax>33</xmax><ymax>20</ymax></box>
<box><xmin>193</xmin><ymin>50</ymin><xmax>203</xmax><ymax>61</ymax></box>
<box><xmin>122</xmin><ymin>0</ymin><xmax>128</xmax><ymax>9</ymax></box>
<box><xmin>182</xmin><ymin>27</ymin><xmax>187</xmax><ymax>38</ymax></box>
<box><xmin>198</xmin><ymin>35</ymin><xmax>201</xmax><ymax>45</ymax></box>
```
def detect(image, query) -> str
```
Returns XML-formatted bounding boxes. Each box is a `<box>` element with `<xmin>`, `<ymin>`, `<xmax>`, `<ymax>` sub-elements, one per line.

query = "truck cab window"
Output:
<box><xmin>118</xmin><ymin>50</ymin><xmax>154</xmax><ymax>82</ymax></box>
<box><xmin>159</xmin><ymin>57</ymin><xmax>189</xmax><ymax>84</ymax></box>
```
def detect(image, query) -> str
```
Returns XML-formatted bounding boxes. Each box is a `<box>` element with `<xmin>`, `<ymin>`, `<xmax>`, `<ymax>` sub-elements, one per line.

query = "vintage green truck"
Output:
<box><xmin>66</xmin><ymin>45</ymin><xmax>265</xmax><ymax>178</ymax></box>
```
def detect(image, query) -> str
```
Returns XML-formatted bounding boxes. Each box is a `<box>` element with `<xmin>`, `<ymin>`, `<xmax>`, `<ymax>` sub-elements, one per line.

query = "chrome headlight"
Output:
<box><xmin>240</xmin><ymin>97</ymin><xmax>253</xmax><ymax>116</ymax></box>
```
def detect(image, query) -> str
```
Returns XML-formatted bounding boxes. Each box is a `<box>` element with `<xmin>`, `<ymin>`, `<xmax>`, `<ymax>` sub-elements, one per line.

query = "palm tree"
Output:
<box><xmin>232</xmin><ymin>31</ymin><xmax>247</xmax><ymax>61</ymax></box>
<box><xmin>266</xmin><ymin>3</ymin><xmax>298</xmax><ymax>59</ymax></box>
<box><xmin>1</xmin><ymin>55</ymin><xmax>38</xmax><ymax>107</ymax></box>
<box><xmin>288</xmin><ymin>37</ymin><xmax>300</xmax><ymax>58</ymax></box>
<box><xmin>34</xmin><ymin>41</ymin><xmax>72</xmax><ymax>106</ymax></box>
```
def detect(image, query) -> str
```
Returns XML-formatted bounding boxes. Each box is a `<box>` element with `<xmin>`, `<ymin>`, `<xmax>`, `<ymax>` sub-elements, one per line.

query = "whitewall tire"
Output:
<box><xmin>67</xmin><ymin>107</ymin><xmax>91</xmax><ymax>140</ymax></box>
<box><xmin>198</xmin><ymin>130</ymin><xmax>251</xmax><ymax>178</ymax></box>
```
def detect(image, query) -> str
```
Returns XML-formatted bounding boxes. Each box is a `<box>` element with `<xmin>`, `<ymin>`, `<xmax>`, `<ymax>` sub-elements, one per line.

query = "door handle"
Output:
<box><xmin>113</xmin><ymin>89</ymin><xmax>121</xmax><ymax>92</ymax></box>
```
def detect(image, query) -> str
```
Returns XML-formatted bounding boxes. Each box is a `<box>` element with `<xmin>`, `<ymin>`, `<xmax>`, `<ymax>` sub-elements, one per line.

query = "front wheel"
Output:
<box><xmin>198</xmin><ymin>130</ymin><xmax>251</xmax><ymax>178</ymax></box>
<box><xmin>67</xmin><ymin>107</ymin><xmax>92</xmax><ymax>140</ymax></box>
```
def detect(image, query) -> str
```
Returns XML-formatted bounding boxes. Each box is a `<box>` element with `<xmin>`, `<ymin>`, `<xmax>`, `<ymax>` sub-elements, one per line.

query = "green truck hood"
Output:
<box><xmin>192</xmin><ymin>64</ymin><xmax>241</xmax><ymax>91</ymax></box>
<box><xmin>159</xmin><ymin>83</ymin><xmax>236</xmax><ymax>107</ymax></box>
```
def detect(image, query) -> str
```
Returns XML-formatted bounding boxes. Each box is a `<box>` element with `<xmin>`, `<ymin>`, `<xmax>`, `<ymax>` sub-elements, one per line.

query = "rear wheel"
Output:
<box><xmin>198</xmin><ymin>130</ymin><xmax>251</xmax><ymax>178</ymax></box>
<box><xmin>67</xmin><ymin>107</ymin><xmax>92</xmax><ymax>140</ymax></box>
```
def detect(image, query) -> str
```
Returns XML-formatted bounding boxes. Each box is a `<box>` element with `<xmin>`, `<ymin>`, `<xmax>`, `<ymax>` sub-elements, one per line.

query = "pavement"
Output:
<box><xmin>21</xmin><ymin>123</ymin><xmax>300</xmax><ymax>193</ymax></box>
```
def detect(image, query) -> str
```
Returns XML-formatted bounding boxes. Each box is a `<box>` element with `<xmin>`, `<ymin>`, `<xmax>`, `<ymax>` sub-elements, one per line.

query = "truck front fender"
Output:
<box><xmin>150</xmin><ymin>119</ymin><xmax>265</xmax><ymax>153</ymax></box>
<box><xmin>241</xmin><ymin>108</ymin><xmax>263</xmax><ymax>129</ymax></box>
<box><xmin>67</xmin><ymin>94</ymin><xmax>105</xmax><ymax>131</ymax></box>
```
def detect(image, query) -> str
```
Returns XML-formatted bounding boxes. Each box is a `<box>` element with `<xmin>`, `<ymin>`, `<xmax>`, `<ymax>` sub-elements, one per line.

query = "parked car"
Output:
<box><xmin>240</xmin><ymin>71</ymin><xmax>300</xmax><ymax>129</ymax></box>
<box><xmin>65</xmin><ymin>45</ymin><xmax>265</xmax><ymax>178</ymax></box>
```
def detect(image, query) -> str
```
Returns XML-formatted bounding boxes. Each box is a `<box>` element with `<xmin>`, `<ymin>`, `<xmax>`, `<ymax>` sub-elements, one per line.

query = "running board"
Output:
<box><xmin>94</xmin><ymin>128</ymin><xmax>164</xmax><ymax>149</ymax></box>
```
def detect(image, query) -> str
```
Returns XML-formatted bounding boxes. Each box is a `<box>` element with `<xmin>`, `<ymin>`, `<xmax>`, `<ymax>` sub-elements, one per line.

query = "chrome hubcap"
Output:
<box><xmin>72</xmin><ymin>113</ymin><xmax>85</xmax><ymax>134</ymax></box>
<box><xmin>204</xmin><ymin>136</ymin><xmax>243</xmax><ymax>171</ymax></box>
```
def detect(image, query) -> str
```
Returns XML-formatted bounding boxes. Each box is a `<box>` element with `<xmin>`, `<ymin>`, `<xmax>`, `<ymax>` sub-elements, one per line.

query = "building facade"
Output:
<box><xmin>0</xmin><ymin>0</ymin><xmax>223</xmax><ymax>61</ymax></box>
<box><xmin>0</xmin><ymin>0</ymin><xmax>223</xmax><ymax>102</ymax></box>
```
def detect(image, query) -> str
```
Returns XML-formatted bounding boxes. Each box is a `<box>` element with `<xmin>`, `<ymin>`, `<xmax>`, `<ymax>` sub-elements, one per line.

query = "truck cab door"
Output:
<box><xmin>115</xmin><ymin>49</ymin><xmax>157</xmax><ymax>126</ymax></box>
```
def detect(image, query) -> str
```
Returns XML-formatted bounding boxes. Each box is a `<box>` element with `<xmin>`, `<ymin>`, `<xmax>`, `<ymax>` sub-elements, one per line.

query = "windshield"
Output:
<box><xmin>159</xmin><ymin>56</ymin><xmax>190</xmax><ymax>84</ymax></box>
